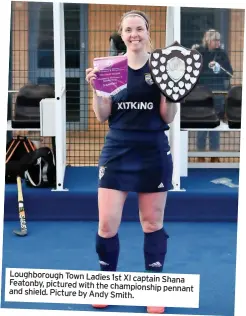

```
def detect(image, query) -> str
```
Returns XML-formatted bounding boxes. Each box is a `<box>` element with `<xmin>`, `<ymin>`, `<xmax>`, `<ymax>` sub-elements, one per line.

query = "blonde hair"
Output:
<box><xmin>118</xmin><ymin>10</ymin><xmax>152</xmax><ymax>52</ymax></box>
<box><xmin>202</xmin><ymin>29</ymin><xmax>221</xmax><ymax>47</ymax></box>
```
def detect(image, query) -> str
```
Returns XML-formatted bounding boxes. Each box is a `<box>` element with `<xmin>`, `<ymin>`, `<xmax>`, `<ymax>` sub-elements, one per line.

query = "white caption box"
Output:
<box><xmin>5</xmin><ymin>268</ymin><xmax>200</xmax><ymax>308</ymax></box>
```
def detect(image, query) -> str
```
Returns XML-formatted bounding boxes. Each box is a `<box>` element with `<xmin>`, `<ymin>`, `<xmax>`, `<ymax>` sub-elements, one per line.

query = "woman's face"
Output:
<box><xmin>121</xmin><ymin>16</ymin><xmax>149</xmax><ymax>53</ymax></box>
<box><xmin>208</xmin><ymin>38</ymin><xmax>220</xmax><ymax>50</ymax></box>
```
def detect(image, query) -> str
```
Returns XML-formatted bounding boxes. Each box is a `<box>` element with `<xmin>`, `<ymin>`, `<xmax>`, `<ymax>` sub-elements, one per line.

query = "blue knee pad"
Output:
<box><xmin>96</xmin><ymin>233</ymin><xmax>120</xmax><ymax>271</ymax></box>
<box><xmin>144</xmin><ymin>228</ymin><xmax>169</xmax><ymax>272</ymax></box>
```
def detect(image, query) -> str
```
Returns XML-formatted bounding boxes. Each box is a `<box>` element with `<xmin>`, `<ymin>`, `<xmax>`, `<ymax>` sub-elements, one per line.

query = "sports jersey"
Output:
<box><xmin>98</xmin><ymin>59</ymin><xmax>173</xmax><ymax>193</ymax></box>
<box><xmin>108</xmin><ymin>61</ymin><xmax>170</xmax><ymax>131</ymax></box>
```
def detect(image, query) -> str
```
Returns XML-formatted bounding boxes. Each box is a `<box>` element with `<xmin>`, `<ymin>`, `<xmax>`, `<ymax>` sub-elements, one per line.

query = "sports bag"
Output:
<box><xmin>5</xmin><ymin>136</ymin><xmax>36</xmax><ymax>183</ymax></box>
<box><xmin>23</xmin><ymin>147</ymin><xmax>56</xmax><ymax>188</ymax></box>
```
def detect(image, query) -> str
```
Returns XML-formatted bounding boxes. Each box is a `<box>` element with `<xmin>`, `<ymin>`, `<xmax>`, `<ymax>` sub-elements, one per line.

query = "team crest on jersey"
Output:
<box><xmin>99</xmin><ymin>166</ymin><xmax>106</xmax><ymax>180</ymax></box>
<box><xmin>145</xmin><ymin>73</ymin><xmax>154</xmax><ymax>85</ymax></box>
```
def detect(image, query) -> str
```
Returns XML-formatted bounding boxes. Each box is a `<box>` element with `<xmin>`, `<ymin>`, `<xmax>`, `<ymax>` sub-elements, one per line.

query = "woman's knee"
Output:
<box><xmin>141</xmin><ymin>219</ymin><xmax>163</xmax><ymax>233</ymax></box>
<box><xmin>138</xmin><ymin>192</ymin><xmax>166</xmax><ymax>233</ymax></box>
<box><xmin>98</xmin><ymin>188</ymin><xmax>127</xmax><ymax>238</ymax></box>
<box><xmin>140</xmin><ymin>205</ymin><xmax>164</xmax><ymax>232</ymax></box>
<box><xmin>98</xmin><ymin>221</ymin><xmax>119</xmax><ymax>238</ymax></box>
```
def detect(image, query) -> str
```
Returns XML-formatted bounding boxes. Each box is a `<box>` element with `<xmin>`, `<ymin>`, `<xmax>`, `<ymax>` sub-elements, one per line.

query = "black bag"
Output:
<box><xmin>5</xmin><ymin>137</ymin><xmax>37</xmax><ymax>183</ymax></box>
<box><xmin>23</xmin><ymin>147</ymin><xmax>56</xmax><ymax>188</ymax></box>
<box><xmin>12</xmin><ymin>84</ymin><xmax>54</xmax><ymax>128</ymax></box>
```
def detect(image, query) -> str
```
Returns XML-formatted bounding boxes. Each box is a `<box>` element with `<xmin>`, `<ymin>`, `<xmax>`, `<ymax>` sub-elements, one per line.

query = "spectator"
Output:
<box><xmin>192</xmin><ymin>29</ymin><xmax>233</xmax><ymax>162</ymax></box>
<box><xmin>109</xmin><ymin>32</ymin><xmax>127</xmax><ymax>56</ymax></box>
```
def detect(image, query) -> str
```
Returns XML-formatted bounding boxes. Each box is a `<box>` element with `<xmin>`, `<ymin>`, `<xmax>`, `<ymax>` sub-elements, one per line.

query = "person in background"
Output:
<box><xmin>192</xmin><ymin>29</ymin><xmax>233</xmax><ymax>163</ymax></box>
<box><xmin>109</xmin><ymin>32</ymin><xmax>127</xmax><ymax>56</ymax></box>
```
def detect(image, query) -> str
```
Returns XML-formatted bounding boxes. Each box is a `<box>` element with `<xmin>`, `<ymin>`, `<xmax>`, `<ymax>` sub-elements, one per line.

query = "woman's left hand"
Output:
<box><xmin>209</xmin><ymin>61</ymin><xmax>221</xmax><ymax>74</ymax></box>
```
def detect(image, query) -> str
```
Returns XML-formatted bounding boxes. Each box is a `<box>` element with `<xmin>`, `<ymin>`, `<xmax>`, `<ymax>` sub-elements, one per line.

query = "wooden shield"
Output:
<box><xmin>149</xmin><ymin>41</ymin><xmax>203</xmax><ymax>102</ymax></box>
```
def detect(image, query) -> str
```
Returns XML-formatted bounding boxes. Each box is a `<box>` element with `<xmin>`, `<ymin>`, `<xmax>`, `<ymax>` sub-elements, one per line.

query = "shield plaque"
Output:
<box><xmin>149</xmin><ymin>41</ymin><xmax>203</xmax><ymax>102</ymax></box>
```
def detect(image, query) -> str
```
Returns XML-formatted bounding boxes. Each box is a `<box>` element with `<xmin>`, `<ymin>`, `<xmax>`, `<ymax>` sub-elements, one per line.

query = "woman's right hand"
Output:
<box><xmin>85</xmin><ymin>67</ymin><xmax>99</xmax><ymax>89</ymax></box>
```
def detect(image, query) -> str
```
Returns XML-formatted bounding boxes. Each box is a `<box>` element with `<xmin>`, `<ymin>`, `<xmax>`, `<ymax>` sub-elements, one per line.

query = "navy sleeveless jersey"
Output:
<box><xmin>98</xmin><ymin>60</ymin><xmax>173</xmax><ymax>193</ymax></box>
<box><xmin>108</xmin><ymin>61</ymin><xmax>169</xmax><ymax>131</ymax></box>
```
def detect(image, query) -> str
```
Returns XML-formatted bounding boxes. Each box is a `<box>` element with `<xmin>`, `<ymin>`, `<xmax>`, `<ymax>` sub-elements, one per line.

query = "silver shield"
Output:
<box><xmin>166</xmin><ymin>57</ymin><xmax>185</xmax><ymax>82</ymax></box>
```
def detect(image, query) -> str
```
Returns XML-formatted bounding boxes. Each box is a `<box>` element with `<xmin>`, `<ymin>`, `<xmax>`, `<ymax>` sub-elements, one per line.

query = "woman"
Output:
<box><xmin>192</xmin><ymin>29</ymin><xmax>233</xmax><ymax>162</ymax></box>
<box><xmin>86</xmin><ymin>10</ymin><xmax>177</xmax><ymax>314</ymax></box>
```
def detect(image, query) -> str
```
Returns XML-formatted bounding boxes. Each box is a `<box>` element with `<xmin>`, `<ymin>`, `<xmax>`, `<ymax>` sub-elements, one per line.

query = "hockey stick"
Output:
<box><xmin>13</xmin><ymin>176</ymin><xmax>28</xmax><ymax>236</ymax></box>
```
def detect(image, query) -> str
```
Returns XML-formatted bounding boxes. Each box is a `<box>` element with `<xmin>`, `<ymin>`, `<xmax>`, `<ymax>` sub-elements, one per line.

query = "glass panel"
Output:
<box><xmin>37</xmin><ymin>77</ymin><xmax>54</xmax><ymax>85</ymax></box>
<box><xmin>38</xmin><ymin>51</ymin><xmax>54</xmax><ymax>68</ymax></box>
<box><xmin>181</xmin><ymin>10</ymin><xmax>215</xmax><ymax>48</ymax></box>
<box><xmin>37</xmin><ymin>3</ymin><xmax>80</xmax><ymax>68</ymax></box>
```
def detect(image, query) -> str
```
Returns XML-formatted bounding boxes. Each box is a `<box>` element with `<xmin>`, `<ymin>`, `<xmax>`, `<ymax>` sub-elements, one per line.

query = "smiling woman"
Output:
<box><xmin>85</xmin><ymin>9</ymin><xmax>176</xmax><ymax>315</ymax></box>
<box><xmin>119</xmin><ymin>11</ymin><xmax>151</xmax><ymax>56</ymax></box>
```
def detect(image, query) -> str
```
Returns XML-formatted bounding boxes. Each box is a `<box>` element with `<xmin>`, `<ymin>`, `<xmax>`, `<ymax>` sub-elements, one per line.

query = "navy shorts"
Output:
<box><xmin>98</xmin><ymin>129</ymin><xmax>173</xmax><ymax>193</ymax></box>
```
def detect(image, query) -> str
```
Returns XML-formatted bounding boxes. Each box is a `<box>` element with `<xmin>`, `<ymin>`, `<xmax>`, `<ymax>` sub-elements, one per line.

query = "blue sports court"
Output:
<box><xmin>2</xmin><ymin>167</ymin><xmax>238</xmax><ymax>315</ymax></box>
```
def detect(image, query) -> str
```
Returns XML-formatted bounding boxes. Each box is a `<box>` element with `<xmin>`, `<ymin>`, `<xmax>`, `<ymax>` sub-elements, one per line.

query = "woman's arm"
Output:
<box><xmin>92</xmin><ymin>90</ymin><xmax>112</xmax><ymax>123</ymax></box>
<box><xmin>211</xmin><ymin>50</ymin><xmax>233</xmax><ymax>78</ymax></box>
<box><xmin>86</xmin><ymin>67</ymin><xmax>112</xmax><ymax>123</ymax></box>
<box><xmin>159</xmin><ymin>94</ymin><xmax>178</xmax><ymax>124</ymax></box>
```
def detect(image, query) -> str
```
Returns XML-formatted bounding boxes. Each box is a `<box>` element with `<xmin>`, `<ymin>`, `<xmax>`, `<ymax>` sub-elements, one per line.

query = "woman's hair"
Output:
<box><xmin>202</xmin><ymin>29</ymin><xmax>221</xmax><ymax>47</ymax></box>
<box><xmin>118</xmin><ymin>10</ymin><xmax>152</xmax><ymax>52</ymax></box>
<box><xmin>118</xmin><ymin>10</ymin><xmax>150</xmax><ymax>33</ymax></box>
